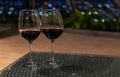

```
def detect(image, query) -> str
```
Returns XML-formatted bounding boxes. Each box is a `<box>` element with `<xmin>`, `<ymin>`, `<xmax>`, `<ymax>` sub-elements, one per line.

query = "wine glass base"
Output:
<box><xmin>22</xmin><ymin>61</ymin><xmax>37</xmax><ymax>71</ymax></box>
<box><xmin>39</xmin><ymin>60</ymin><xmax>62</xmax><ymax>70</ymax></box>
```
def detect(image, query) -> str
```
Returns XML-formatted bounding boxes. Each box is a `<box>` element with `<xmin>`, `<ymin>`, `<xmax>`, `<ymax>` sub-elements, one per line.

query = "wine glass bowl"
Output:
<box><xmin>42</xmin><ymin>28</ymin><xmax>63</xmax><ymax>40</ymax></box>
<box><xmin>20</xmin><ymin>29</ymin><xmax>40</xmax><ymax>44</ymax></box>
<box><xmin>18</xmin><ymin>9</ymin><xmax>41</xmax><ymax>70</ymax></box>
<box><xmin>40</xmin><ymin>9</ymin><xmax>64</xmax><ymax>69</ymax></box>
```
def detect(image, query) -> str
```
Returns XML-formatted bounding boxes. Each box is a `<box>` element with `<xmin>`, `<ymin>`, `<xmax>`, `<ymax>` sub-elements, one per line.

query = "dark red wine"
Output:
<box><xmin>42</xmin><ymin>29</ymin><xmax>63</xmax><ymax>40</ymax></box>
<box><xmin>21</xmin><ymin>31</ymin><xmax>40</xmax><ymax>43</ymax></box>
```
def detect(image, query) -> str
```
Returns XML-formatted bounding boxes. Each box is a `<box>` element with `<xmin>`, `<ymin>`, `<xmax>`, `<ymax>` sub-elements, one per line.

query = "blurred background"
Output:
<box><xmin>0</xmin><ymin>0</ymin><xmax>120</xmax><ymax>32</ymax></box>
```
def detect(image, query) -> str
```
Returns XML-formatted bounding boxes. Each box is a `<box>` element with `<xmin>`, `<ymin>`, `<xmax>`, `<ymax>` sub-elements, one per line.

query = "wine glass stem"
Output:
<box><xmin>51</xmin><ymin>40</ymin><xmax>55</xmax><ymax>62</ymax></box>
<box><xmin>29</xmin><ymin>42</ymin><xmax>32</xmax><ymax>53</ymax></box>
<box><xmin>29</xmin><ymin>42</ymin><xmax>35</xmax><ymax>68</ymax></box>
<box><xmin>29</xmin><ymin>42</ymin><xmax>33</xmax><ymax>63</ymax></box>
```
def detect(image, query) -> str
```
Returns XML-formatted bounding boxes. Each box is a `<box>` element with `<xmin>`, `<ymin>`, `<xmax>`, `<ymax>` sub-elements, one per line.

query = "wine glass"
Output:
<box><xmin>40</xmin><ymin>9</ymin><xmax>64</xmax><ymax>69</ymax></box>
<box><xmin>18</xmin><ymin>9</ymin><xmax>41</xmax><ymax>70</ymax></box>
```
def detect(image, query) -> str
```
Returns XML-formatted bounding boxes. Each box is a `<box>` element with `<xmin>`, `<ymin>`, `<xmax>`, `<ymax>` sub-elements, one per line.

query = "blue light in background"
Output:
<box><xmin>107</xmin><ymin>3</ymin><xmax>113</xmax><ymax>7</ymax></box>
<box><xmin>57</xmin><ymin>1</ymin><xmax>62</xmax><ymax>6</ymax></box>
<box><xmin>17</xmin><ymin>1</ymin><xmax>23</xmax><ymax>7</ymax></box>
<box><xmin>9</xmin><ymin>7</ymin><xmax>14</xmax><ymax>11</ymax></box>
<box><xmin>0</xmin><ymin>11</ymin><xmax>3</xmax><ymax>15</ymax></box>
<box><xmin>48</xmin><ymin>3</ymin><xmax>52</xmax><ymax>8</ymax></box>
<box><xmin>97</xmin><ymin>4</ymin><xmax>103</xmax><ymax>8</ymax></box>
<box><xmin>62</xmin><ymin>5</ymin><xmax>66</xmax><ymax>9</ymax></box>
<box><xmin>8</xmin><ymin>11</ymin><xmax>12</xmax><ymax>15</ymax></box>
<box><xmin>0</xmin><ymin>0</ymin><xmax>118</xmax><ymax>17</ymax></box>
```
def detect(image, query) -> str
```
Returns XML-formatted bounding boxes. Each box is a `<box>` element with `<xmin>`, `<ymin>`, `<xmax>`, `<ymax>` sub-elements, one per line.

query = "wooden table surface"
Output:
<box><xmin>0</xmin><ymin>27</ymin><xmax>120</xmax><ymax>70</ymax></box>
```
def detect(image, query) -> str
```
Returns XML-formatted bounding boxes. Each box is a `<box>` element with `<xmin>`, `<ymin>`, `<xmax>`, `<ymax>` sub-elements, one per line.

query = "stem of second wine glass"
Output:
<box><xmin>51</xmin><ymin>40</ymin><xmax>55</xmax><ymax>62</ymax></box>
<box><xmin>29</xmin><ymin>42</ymin><xmax>32</xmax><ymax>53</ymax></box>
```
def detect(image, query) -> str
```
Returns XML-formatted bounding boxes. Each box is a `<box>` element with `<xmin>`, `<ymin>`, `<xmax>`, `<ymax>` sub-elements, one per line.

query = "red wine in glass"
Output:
<box><xmin>21</xmin><ymin>30</ymin><xmax>40</xmax><ymax>43</ymax></box>
<box><xmin>42</xmin><ymin>29</ymin><xmax>63</xmax><ymax>40</ymax></box>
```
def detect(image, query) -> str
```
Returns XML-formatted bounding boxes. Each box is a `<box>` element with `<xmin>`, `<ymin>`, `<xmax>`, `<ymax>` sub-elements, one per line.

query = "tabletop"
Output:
<box><xmin>0</xmin><ymin>52</ymin><xmax>120</xmax><ymax>77</ymax></box>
